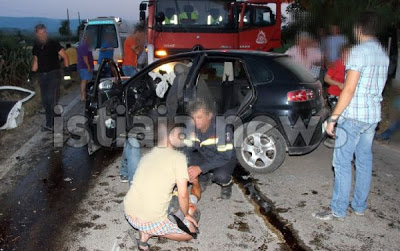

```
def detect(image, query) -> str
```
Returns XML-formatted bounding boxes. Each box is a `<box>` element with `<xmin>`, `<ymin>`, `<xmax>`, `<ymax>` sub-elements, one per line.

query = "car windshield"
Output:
<box><xmin>156</xmin><ymin>0</ymin><xmax>235</xmax><ymax>29</ymax></box>
<box><xmin>85</xmin><ymin>24</ymin><xmax>118</xmax><ymax>49</ymax></box>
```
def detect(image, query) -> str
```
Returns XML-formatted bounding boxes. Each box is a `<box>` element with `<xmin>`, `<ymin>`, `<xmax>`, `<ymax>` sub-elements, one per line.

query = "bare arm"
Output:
<box><xmin>83</xmin><ymin>56</ymin><xmax>91</xmax><ymax>71</ymax></box>
<box><xmin>326</xmin><ymin>70</ymin><xmax>360</xmax><ymax>136</ymax></box>
<box><xmin>331</xmin><ymin>70</ymin><xmax>360</xmax><ymax>119</ymax></box>
<box><xmin>131</xmin><ymin>38</ymin><xmax>144</xmax><ymax>55</ymax></box>
<box><xmin>58</xmin><ymin>49</ymin><xmax>70</xmax><ymax>68</ymax></box>
<box><xmin>176</xmin><ymin>178</ymin><xmax>190</xmax><ymax>216</ymax></box>
<box><xmin>324</xmin><ymin>74</ymin><xmax>344</xmax><ymax>89</ymax></box>
<box><xmin>176</xmin><ymin>178</ymin><xmax>198</xmax><ymax>227</ymax></box>
<box><xmin>32</xmin><ymin>56</ymin><xmax>38</xmax><ymax>72</ymax></box>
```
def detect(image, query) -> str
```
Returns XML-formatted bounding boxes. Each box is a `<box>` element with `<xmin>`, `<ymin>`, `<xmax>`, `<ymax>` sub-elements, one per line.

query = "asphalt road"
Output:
<box><xmin>1</xmin><ymin>92</ymin><xmax>399</xmax><ymax>251</ymax></box>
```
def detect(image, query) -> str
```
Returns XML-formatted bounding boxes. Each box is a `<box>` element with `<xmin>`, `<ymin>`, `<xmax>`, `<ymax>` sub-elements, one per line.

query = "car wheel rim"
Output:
<box><xmin>241</xmin><ymin>132</ymin><xmax>276</xmax><ymax>169</ymax></box>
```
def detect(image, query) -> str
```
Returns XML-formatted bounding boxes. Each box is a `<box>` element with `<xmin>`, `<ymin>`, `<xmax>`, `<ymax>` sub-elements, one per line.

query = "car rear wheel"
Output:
<box><xmin>236</xmin><ymin>122</ymin><xmax>286</xmax><ymax>173</ymax></box>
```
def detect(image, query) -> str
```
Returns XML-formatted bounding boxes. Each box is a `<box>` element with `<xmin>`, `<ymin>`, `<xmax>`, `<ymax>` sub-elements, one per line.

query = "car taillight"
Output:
<box><xmin>287</xmin><ymin>89</ymin><xmax>315</xmax><ymax>102</ymax></box>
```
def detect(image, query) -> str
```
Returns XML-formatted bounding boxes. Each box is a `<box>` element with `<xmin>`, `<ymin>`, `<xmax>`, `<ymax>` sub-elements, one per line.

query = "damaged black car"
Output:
<box><xmin>85</xmin><ymin>50</ymin><xmax>329</xmax><ymax>173</ymax></box>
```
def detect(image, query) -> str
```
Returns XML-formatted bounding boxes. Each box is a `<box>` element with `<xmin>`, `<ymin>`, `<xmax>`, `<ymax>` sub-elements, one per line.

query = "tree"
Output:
<box><xmin>285</xmin><ymin>0</ymin><xmax>400</xmax><ymax>79</ymax></box>
<box><xmin>59</xmin><ymin>20</ymin><xmax>71</xmax><ymax>37</ymax></box>
<box><xmin>286</xmin><ymin>0</ymin><xmax>400</xmax><ymax>41</ymax></box>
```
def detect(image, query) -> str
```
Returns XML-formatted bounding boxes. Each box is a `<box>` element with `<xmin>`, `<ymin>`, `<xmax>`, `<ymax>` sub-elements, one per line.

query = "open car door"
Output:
<box><xmin>85</xmin><ymin>58</ymin><xmax>124</xmax><ymax>154</ymax></box>
<box><xmin>189</xmin><ymin>55</ymin><xmax>256</xmax><ymax>124</ymax></box>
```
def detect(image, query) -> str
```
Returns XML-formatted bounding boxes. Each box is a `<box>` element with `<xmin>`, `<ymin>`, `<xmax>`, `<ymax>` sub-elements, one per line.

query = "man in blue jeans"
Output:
<box><xmin>120</xmin><ymin>137</ymin><xmax>141</xmax><ymax>184</ymax></box>
<box><xmin>314</xmin><ymin>11</ymin><xmax>389</xmax><ymax>221</ymax></box>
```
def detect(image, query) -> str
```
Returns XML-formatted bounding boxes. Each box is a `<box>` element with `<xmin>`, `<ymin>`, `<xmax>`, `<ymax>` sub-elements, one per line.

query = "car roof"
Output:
<box><xmin>166</xmin><ymin>50</ymin><xmax>288</xmax><ymax>60</ymax></box>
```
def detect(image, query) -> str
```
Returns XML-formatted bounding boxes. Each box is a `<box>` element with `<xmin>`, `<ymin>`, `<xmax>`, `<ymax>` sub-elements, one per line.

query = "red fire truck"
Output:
<box><xmin>139</xmin><ymin>0</ymin><xmax>285</xmax><ymax>63</ymax></box>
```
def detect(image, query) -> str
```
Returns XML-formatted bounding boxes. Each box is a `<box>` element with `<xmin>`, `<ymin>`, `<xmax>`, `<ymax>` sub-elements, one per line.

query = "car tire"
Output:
<box><xmin>235</xmin><ymin>121</ymin><xmax>286</xmax><ymax>174</ymax></box>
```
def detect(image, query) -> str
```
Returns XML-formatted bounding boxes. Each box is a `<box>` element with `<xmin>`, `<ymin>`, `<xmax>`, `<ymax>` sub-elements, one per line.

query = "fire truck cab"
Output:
<box><xmin>140</xmin><ymin>0</ymin><xmax>283</xmax><ymax>63</ymax></box>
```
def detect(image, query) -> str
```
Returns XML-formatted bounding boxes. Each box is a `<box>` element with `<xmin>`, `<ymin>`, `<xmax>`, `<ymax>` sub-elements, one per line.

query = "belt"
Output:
<box><xmin>38</xmin><ymin>69</ymin><xmax>60</xmax><ymax>75</ymax></box>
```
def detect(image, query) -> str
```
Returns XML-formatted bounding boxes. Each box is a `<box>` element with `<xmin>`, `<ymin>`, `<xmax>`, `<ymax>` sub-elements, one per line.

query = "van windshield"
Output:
<box><xmin>156</xmin><ymin>0</ymin><xmax>236</xmax><ymax>31</ymax></box>
<box><xmin>85</xmin><ymin>24</ymin><xmax>118</xmax><ymax>49</ymax></box>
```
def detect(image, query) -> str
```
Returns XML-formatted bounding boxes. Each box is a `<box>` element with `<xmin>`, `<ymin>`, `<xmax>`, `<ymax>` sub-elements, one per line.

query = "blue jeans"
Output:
<box><xmin>120</xmin><ymin>137</ymin><xmax>141</xmax><ymax>184</ymax></box>
<box><xmin>122</xmin><ymin>65</ymin><xmax>137</xmax><ymax>77</ymax></box>
<box><xmin>331</xmin><ymin>118</ymin><xmax>377</xmax><ymax>217</ymax></box>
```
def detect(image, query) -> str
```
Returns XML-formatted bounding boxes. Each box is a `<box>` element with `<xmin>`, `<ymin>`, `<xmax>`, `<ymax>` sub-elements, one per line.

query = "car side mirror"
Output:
<box><xmin>139</xmin><ymin>3</ymin><xmax>147</xmax><ymax>11</ymax></box>
<box><xmin>98</xmin><ymin>79</ymin><xmax>114</xmax><ymax>90</ymax></box>
<box><xmin>140</xmin><ymin>11</ymin><xmax>146</xmax><ymax>22</ymax></box>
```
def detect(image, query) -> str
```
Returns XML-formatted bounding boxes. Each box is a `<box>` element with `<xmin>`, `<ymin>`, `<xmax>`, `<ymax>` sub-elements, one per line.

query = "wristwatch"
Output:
<box><xmin>327</xmin><ymin>116</ymin><xmax>338</xmax><ymax>123</ymax></box>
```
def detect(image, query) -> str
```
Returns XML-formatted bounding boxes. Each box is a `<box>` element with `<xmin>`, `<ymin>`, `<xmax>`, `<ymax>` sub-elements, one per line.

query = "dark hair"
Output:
<box><xmin>354</xmin><ymin>11</ymin><xmax>378</xmax><ymax>36</ymax></box>
<box><xmin>35</xmin><ymin>24</ymin><xmax>46</xmax><ymax>33</ymax></box>
<box><xmin>66</xmin><ymin>43</ymin><xmax>71</xmax><ymax>48</ymax></box>
<box><xmin>187</xmin><ymin>98</ymin><xmax>215</xmax><ymax>115</ymax></box>
<box><xmin>133</xmin><ymin>23</ymin><xmax>146</xmax><ymax>34</ymax></box>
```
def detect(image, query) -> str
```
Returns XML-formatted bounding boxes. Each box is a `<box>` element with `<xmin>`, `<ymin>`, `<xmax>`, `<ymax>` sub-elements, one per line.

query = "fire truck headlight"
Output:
<box><xmin>155</xmin><ymin>49</ymin><xmax>168</xmax><ymax>57</ymax></box>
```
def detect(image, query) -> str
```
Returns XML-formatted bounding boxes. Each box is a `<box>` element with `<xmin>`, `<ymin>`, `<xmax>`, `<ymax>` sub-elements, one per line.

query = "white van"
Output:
<box><xmin>82</xmin><ymin>17</ymin><xmax>127</xmax><ymax>71</ymax></box>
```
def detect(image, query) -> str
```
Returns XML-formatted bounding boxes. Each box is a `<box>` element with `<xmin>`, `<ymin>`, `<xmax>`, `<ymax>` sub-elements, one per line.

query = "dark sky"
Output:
<box><xmin>0</xmin><ymin>0</ymin><xmax>142</xmax><ymax>21</ymax></box>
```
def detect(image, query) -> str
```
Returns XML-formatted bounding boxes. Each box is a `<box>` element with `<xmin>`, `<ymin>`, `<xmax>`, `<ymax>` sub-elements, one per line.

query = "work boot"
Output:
<box><xmin>199</xmin><ymin>173</ymin><xmax>212</xmax><ymax>192</ymax></box>
<box><xmin>220</xmin><ymin>181</ymin><xmax>233</xmax><ymax>200</ymax></box>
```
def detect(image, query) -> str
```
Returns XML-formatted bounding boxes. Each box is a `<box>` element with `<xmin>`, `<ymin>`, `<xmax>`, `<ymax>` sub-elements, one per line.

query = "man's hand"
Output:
<box><xmin>188</xmin><ymin>166</ymin><xmax>202</xmax><ymax>182</ymax></box>
<box><xmin>338</xmin><ymin>83</ymin><xmax>345</xmax><ymax>90</ymax></box>
<box><xmin>326</xmin><ymin>121</ymin><xmax>336</xmax><ymax>137</ymax></box>
<box><xmin>185</xmin><ymin>215</ymin><xmax>199</xmax><ymax>228</ymax></box>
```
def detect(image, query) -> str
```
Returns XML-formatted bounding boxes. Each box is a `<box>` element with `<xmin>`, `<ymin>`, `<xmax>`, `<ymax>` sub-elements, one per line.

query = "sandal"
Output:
<box><xmin>136</xmin><ymin>239</ymin><xmax>150</xmax><ymax>251</ymax></box>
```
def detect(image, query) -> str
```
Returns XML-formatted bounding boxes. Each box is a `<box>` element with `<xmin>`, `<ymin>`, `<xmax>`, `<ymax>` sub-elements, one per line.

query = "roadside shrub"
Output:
<box><xmin>0</xmin><ymin>32</ymin><xmax>33</xmax><ymax>88</ymax></box>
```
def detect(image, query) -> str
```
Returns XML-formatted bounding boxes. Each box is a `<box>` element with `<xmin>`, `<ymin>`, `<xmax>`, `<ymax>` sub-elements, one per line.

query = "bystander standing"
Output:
<box><xmin>31</xmin><ymin>24</ymin><xmax>69</xmax><ymax>131</ymax></box>
<box><xmin>314</xmin><ymin>12</ymin><xmax>389</xmax><ymax>221</ymax></box>
<box><xmin>122</xmin><ymin>24</ymin><xmax>146</xmax><ymax>77</ymax></box>
<box><xmin>77</xmin><ymin>34</ymin><xmax>94</xmax><ymax>101</ymax></box>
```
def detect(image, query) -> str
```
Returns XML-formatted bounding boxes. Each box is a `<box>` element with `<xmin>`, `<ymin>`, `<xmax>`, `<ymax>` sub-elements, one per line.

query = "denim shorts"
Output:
<box><xmin>79</xmin><ymin>69</ymin><xmax>93</xmax><ymax>81</ymax></box>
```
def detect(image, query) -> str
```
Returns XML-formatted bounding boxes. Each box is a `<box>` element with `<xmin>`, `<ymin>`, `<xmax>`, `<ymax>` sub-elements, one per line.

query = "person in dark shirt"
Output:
<box><xmin>32</xmin><ymin>24</ymin><xmax>69</xmax><ymax>131</ymax></box>
<box><xmin>77</xmin><ymin>33</ymin><xmax>94</xmax><ymax>101</ymax></box>
<box><xmin>185</xmin><ymin>98</ymin><xmax>236</xmax><ymax>200</ymax></box>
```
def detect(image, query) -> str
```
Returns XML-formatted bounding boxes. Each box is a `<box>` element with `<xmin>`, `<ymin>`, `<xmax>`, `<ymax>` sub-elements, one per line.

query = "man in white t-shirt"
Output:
<box><xmin>286</xmin><ymin>32</ymin><xmax>322</xmax><ymax>77</ymax></box>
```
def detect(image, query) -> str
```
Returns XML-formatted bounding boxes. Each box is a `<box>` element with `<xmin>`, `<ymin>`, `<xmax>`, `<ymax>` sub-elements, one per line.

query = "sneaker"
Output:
<box><xmin>199</xmin><ymin>173</ymin><xmax>212</xmax><ymax>192</ymax></box>
<box><xmin>312</xmin><ymin>210</ymin><xmax>345</xmax><ymax>221</ymax></box>
<box><xmin>323</xmin><ymin>137</ymin><xmax>335</xmax><ymax>148</ymax></box>
<box><xmin>220</xmin><ymin>183</ymin><xmax>233</xmax><ymax>200</ymax></box>
<box><xmin>41</xmin><ymin>125</ymin><xmax>53</xmax><ymax>132</ymax></box>
<box><xmin>120</xmin><ymin>175</ymin><xmax>129</xmax><ymax>183</ymax></box>
<box><xmin>351</xmin><ymin>208</ymin><xmax>365</xmax><ymax>216</ymax></box>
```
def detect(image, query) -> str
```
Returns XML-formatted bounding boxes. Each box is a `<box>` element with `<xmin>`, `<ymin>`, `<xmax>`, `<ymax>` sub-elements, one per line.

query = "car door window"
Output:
<box><xmin>196</xmin><ymin>58</ymin><xmax>251</xmax><ymax>114</ymax></box>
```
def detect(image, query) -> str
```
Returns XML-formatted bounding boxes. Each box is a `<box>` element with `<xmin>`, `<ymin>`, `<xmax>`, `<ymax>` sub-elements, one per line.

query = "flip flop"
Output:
<box><xmin>128</xmin><ymin>229</ymin><xmax>150</xmax><ymax>251</ymax></box>
<box><xmin>137</xmin><ymin>239</ymin><xmax>150</xmax><ymax>251</ymax></box>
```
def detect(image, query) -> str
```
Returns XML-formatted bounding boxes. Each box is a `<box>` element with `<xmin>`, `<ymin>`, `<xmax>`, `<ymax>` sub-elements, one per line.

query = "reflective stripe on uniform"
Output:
<box><xmin>217</xmin><ymin>143</ymin><xmax>234</xmax><ymax>152</ymax></box>
<box><xmin>200</xmin><ymin>138</ymin><xmax>219</xmax><ymax>147</ymax></box>
<box><xmin>183</xmin><ymin>137</ymin><xmax>200</xmax><ymax>147</ymax></box>
<box><xmin>179</xmin><ymin>12</ymin><xmax>199</xmax><ymax>20</ymax></box>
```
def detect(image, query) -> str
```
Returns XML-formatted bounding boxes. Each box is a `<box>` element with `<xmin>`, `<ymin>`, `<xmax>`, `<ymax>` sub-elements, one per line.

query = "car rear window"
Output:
<box><xmin>245</xmin><ymin>58</ymin><xmax>274</xmax><ymax>84</ymax></box>
<box><xmin>274</xmin><ymin>57</ymin><xmax>316</xmax><ymax>83</ymax></box>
